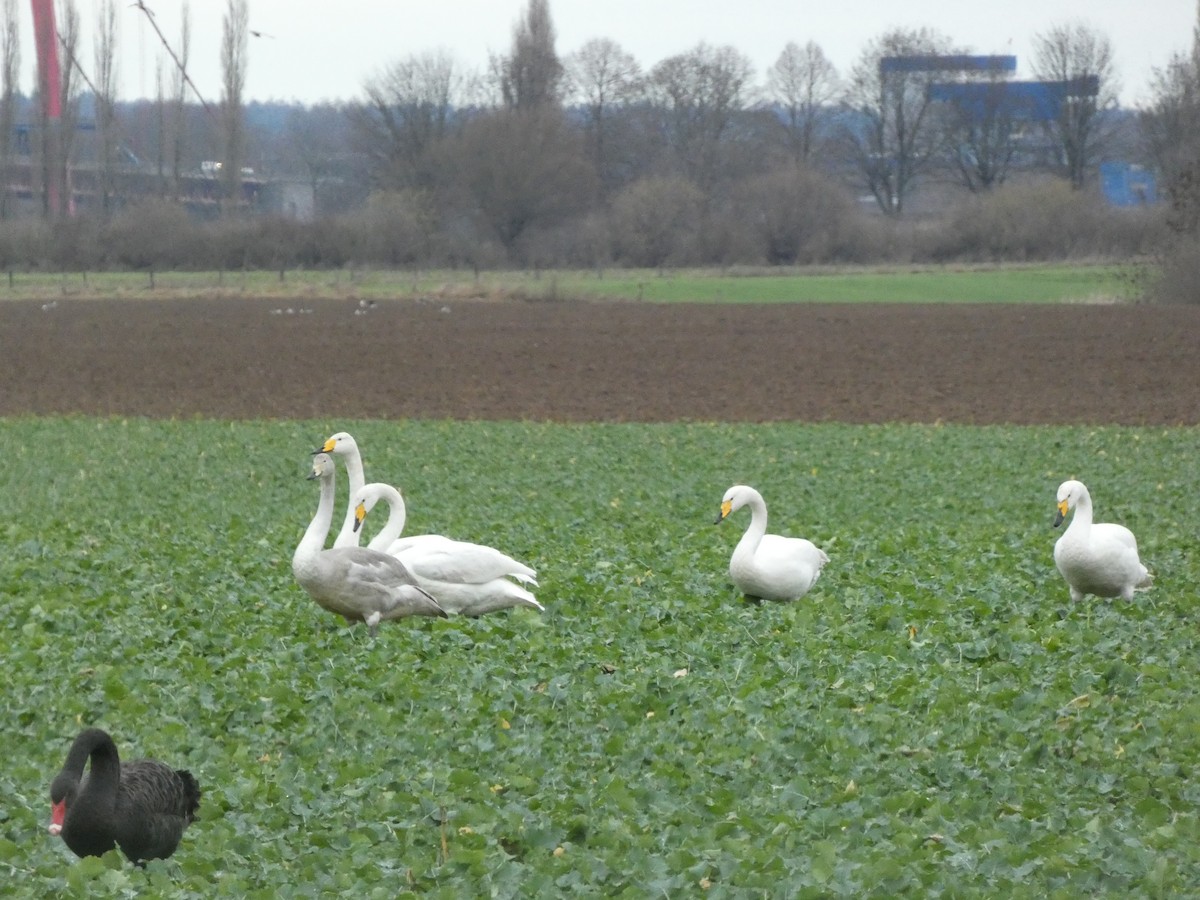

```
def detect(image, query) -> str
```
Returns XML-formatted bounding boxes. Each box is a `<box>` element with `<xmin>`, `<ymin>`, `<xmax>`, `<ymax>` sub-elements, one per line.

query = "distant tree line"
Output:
<box><xmin>1141</xmin><ymin>3</ymin><xmax>1200</xmax><ymax>303</ymax></box>
<box><xmin>0</xmin><ymin>0</ymin><xmax>1195</xmax><ymax>288</ymax></box>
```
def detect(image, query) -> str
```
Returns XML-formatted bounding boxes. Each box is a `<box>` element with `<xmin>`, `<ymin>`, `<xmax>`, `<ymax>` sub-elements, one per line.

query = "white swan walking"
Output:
<box><xmin>1053</xmin><ymin>479</ymin><xmax>1152</xmax><ymax>602</ymax></box>
<box><xmin>292</xmin><ymin>454</ymin><xmax>446</xmax><ymax>634</ymax></box>
<box><xmin>715</xmin><ymin>484</ymin><xmax>828</xmax><ymax>601</ymax></box>
<box><xmin>353</xmin><ymin>482</ymin><xmax>543</xmax><ymax>616</ymax></box>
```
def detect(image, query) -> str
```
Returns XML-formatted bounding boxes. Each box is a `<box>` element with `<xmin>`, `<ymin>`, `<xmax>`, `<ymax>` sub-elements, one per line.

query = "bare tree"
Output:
<box><xmin>840</xmin><ymin>27</ymin><xmax>956</xmax><ymax>216</ymax></box>
<box><xmin>1143</xmin><ymin>4</ymin><xmax>1200</xmax><ymax>230</ymax></box>
<box><xmin>451</xmin><ymin>107</ymin><xmax>595</xmax><ymax>258</ymax></box>
<box><xmin>939</xmin><ymin>68</ymin><xmax>1027</xmax><ymax>193</ymax></box>
<box><xmin>0</xmin><ymin>0</ymin><xmax>19</xmax><ymax>218</ymax></box>
<box><xmin>56</xmin><ymin>0</ymin><xmax>82</xmax><ymax>218</ymax></box>
<box><xmin>647</xmin><ymin>43</ymin><xmax>755</xmax><ymax>189</ymax></box>
<box><xmin>168</xmin><ymin>3</ymin><xmax>192</xmax><ymax>197</ymax></box>
<box><xmin>153</xmin><ymin>57</ymin><xmax>167</xmax><ymax>195</ymax></box>
<box><xmin>1032</xmin><ymin>21</ymin><xmax>1118</xmax><ymax>189</ymax></box>
<box><xmin>93</xmin><ymin>0</ymin><xmax>119</xmax><ymax>215</ymax></box>
<box><xmin>565</xmin><ymin>37</ymin><xmax>642</xmax><ymax>193</ymax></box>
<box><xmin>733</xmin><ymin>166</ymin><xmax>855</xmax><ymax>264</ymax></box>
<box><xmin>354</xmin><ymin>50</ymin><xmax>463</xmax><ymax>190</ymax></box>
<box><xmin>284</xmin><ymin>103</ymin><xmax>358</xmax><ymax>215</ymax></box>
<box><xmin>220</xmin><ymin>0</ymin><xmax>248</xmax><ymax>213</ymax></box>
<box><xmin>1146</xmin><ymin>55</ymin><xmax>1200</xmax><ymax>186</ymax></box>
<box><xmin>766</xmin><ymin>41</ymin><xmax>839</xmax><ymax>164</ymax></box>
<box><xmin>609</xmin><ymin>176</ymin><xmax>705</xmax><ymax>267</ymax></box>
<box><xmin>498</xmin><ymin>0</ymin><xmax>563</xmax><ymax>110</ymax></box>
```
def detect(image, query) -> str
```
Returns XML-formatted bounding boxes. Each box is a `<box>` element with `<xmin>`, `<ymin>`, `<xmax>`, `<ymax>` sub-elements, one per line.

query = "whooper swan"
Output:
<box><xmin>715</xmin><ymin>484</ymin><xmax>828</xmax><ymax>602</ymax></box>
<box><xmin>293</xmin><ymin>453</ymin><xmax>445</xmax><ymax>633</ymax></box>
<box><xmin>1053</xmin><ymin>479</ymin><xmax>1152</xmax><ymax>602</ymax></box>
<box><xmin>353</xmin><ymin>482</ymin><xmax>543</xmax><ymax>616</ymax></box>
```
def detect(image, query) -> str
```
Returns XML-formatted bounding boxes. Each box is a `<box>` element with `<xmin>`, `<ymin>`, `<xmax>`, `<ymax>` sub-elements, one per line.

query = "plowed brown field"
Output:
<box><xmin>3</xmin><ymin>297</ymin><xmax>1197</xmax><ymax>424</ymax></box>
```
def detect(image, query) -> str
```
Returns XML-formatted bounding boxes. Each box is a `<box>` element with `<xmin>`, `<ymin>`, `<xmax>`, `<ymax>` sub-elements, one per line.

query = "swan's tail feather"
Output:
<box><xmin>509</xmin><ymin>582</ymin><xmax>543</xmax><ymax>611</ymax></box>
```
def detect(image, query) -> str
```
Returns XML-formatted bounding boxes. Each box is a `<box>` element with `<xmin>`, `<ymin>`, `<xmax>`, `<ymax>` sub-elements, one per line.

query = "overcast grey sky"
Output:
<box><xmin>36</xmin><ymin>1</ymin><xmax>1199</xmax><ymax>108</ymax></box>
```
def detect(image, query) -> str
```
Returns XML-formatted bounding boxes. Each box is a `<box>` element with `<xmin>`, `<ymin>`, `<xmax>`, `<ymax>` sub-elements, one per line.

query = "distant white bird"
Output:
<box><xmin>352</xmin><ymin>482</ymin><xmax>543</xmax><ymax>616</ymax></box>
<box><xmin>1053</xmin><ymin>479</ymin><xmax>1152</xmax><ymax>602</ymax></box>
<box><xmin>292</xmin><ymin>453</ymin><xmax>445</xmax><ymax>634</ymax></box>
<box><xmin>715</xmin><ymin>484</ymin><xmax>828</xmax><ymax>601</ymax></box>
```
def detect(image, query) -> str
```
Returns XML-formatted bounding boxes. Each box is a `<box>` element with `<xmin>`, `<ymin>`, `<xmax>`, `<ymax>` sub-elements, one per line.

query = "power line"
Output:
<box><xmin>130</xmin><ymin>0</ymin><xmax>214</xmax><ymax>119</ymax></box>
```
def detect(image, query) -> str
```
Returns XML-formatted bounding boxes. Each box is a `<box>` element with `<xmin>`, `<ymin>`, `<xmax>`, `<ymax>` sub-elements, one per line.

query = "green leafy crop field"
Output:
<box><xmin>2</xmin><ymin>418</ymin><xmax>1197</xmax><ymax>896</ymax></box>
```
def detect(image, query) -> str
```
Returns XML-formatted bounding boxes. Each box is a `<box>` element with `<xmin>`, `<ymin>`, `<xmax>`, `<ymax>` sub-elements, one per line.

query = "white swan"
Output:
<box><xmin>315</xmin><ymin>431</ymin><xmax>367</xmax><ymax>549</ymax></box>
<box><xmin>353</xmin><ymin>482</ymin><xmax>538</xmax><ymax>582</ymax></box>
<box><xmin>715</xmin><ymin>484</ymin><xmax>828</xmax><ymax>601</ymax></box>
<box><xmin>292</xmin><ymin>453</ymin><xmax>446</xmax><ymax>634</ymax></box>
<box><xmin>352</xmin><ymin>482</ymin><xmax>543</xmax><ymax>616</ymax></box>
<box><xmin>1053</xmin><ymin>479</ymin><xmax>1152</xmax><ymax>602</ymax></box>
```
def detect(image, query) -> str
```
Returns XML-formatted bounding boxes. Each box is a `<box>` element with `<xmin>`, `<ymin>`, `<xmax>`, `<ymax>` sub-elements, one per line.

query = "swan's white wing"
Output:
<box><xmin>413</xmin><ymin>576</ymin><xmax>544</xmax><ymax>616</ymax></box>
<box><xmin>394</xmin><ymin>539</ymin><xmax>538</xmax><ymax>586</ymax></box>
<box><xmin>758</xmin><ymin>535</ymin><xmax>828</xmax><ymax>577</ymax></box>
<box><xmin>385</xmin><ymin>533</ymin><xmax>457</xmax><ymax>556</ymax></box>
<box><xmin>1055</xmin><ymin>523</ymin><xmax>1151</xmax><ymax>600</ymax></box>
<box><xmin>1093</xmin><ymin>522</ymin><xmax>1139</xmax><ymax>553</ymax></box>
<box><xmin>732</xmin><ymin>534</ymin><xmax>827</xmax><ymax>601</ymax></box>
<box><xmin>300</xmin><ymin>547</ymin><xmax>445</xmax><ymax>620</ymax></box>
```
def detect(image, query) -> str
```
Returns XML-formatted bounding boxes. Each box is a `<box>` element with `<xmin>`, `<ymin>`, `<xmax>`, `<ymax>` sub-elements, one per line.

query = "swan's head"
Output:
<box><xmin>352</xmin><ymin>483</ymin><xmax>405</xmax><ymax>534</ymax></box>
<box><xmin>352</xmin><ymin>484</ymin><xmax>382</xmax><ymax>533</ymax></box>
<box><xmin>309</xmin><ymin>452</ymin><xmax>336</xmax><ymax>482</ymax></box>
<box><xmin>1054</xmin><ymin>479</ymin><xmax>1087</xmax><ymax>527</ymax></box>
<box><xmin>353</xmin><ymin>497</ymin><xmax>372</xmax><ymax>534</ymax></box>
<box><xmin>315</xmin><ymin>431</ymin><xmax>357</xmax><ymax>457</ymax></box>
<box><xmin>48</xmin><ymin>774</ymin><xmax>75</xmax><ymax>837</ymax></box>
<box><xmin>716</xmin><ymin>484</ymin><xmax>758</xmax><ymax>524</ymax></box>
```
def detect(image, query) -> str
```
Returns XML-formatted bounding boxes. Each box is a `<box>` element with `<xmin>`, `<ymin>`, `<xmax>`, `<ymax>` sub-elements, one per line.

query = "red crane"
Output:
<box><xmin>29</xmin><ymin>0</ymin><xmax>64</xmax><ymax>214</ymax></box>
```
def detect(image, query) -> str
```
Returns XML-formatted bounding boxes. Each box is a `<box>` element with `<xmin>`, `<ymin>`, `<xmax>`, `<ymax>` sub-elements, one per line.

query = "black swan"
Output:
<box><xmin>48</xmin><ymin>728</ymin><xmax>201</xmax><ymax>864</ymax></box>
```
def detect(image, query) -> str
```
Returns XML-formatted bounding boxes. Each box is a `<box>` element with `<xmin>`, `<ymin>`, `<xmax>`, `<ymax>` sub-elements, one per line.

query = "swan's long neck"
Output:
<box><xmin>68</xmin><ymin>730</ymin><xmax>121</xmax><ymax>815</ymax></box>
<box><xmin>334</xmin><ymin>448</ymin><xmax>366</xmax><ymax>548</ymax></box>
<box><xmin>1068</xmin><ymin>490</ymin><xmax>1093</xmax><ymax>537</ymax></box>
<box><xmin>735</xmin><ymin>493</ymin><xmax>769</xmax><ymax>559</ymax></box>
<box><xmin>296</xmin><ymin>471</ymin><xmax>336</xmax><ymax>566</ymax></box>
<box><xmin>82</xmin><ymin>736</ymin><xmax>120</xmax><ymax>808</ymax></box>
<box><xmin>366</xmin><ymin>486</ymin><xmax>409</xmax><ymax>552</ymax></box>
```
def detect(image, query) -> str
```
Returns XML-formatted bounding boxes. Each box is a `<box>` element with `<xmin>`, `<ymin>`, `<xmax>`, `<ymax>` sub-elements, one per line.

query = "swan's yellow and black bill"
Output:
<box><xmin>314</xmin><ymin>437</ymin><xmax>337</xmax><ymax>455</ymax></box>
<box><xmin>354</xmin><ymin>501</ymin><xmax>367</xmax><ymax>533</ymax></box>
<box><xmin>715</xmin><ymin>499</ymin><xmax>733</xmax><ymax>524</ymax></box>
<box><xmin>1053</xmin><ymin>499</ymin><xmax>1069</xmax><ymax>528</ymax></box>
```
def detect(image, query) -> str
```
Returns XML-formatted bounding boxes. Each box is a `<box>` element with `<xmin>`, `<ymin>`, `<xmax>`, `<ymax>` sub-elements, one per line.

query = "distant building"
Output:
<box><xmin>1099</xmin><ymin>162</ymin><xmax>1157</xmax><ymax>207</ymax></box>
